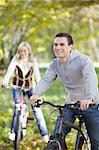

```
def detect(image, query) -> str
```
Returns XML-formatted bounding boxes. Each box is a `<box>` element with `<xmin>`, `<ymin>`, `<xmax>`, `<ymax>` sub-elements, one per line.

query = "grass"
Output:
<box><xmin>0</xmin><ymin>67</ymin><xmax>99</xmax><ymax>149</ymax></box>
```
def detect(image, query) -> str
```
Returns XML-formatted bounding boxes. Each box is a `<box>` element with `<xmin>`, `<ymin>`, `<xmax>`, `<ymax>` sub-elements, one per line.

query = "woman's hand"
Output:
<box><xmin>1</xmin><ymin>83</ymin><xmax>8</xmax><ymax>88</ymax></box>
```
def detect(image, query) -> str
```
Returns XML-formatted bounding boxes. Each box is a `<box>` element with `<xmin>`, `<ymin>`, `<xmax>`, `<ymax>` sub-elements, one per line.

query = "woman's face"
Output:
<box><xmin>18</xmin><ymin>46</ymin><xmax>29</xmax><ymax>59</ymax></box>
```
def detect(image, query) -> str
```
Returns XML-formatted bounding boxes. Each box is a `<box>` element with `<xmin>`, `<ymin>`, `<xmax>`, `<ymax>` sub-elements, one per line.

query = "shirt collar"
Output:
<box><xmin>57</xmin><ymin>51</ymin><xmax>80</xmax><ymax>64</ymax></box>
<box><xmin>68</xmin><ymin>51</ymin><xmax>79</xmax><ymax>63</ymax></box>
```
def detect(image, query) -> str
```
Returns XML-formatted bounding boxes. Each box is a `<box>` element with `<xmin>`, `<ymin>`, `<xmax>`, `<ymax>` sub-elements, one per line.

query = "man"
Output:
<box><xmin>30</xmin><ymin>32</ymin><xmax>99</xmax><ymax>149</ymax></box>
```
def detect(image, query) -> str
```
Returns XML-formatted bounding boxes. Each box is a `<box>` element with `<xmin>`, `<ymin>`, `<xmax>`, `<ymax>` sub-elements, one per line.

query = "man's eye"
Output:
<box><xmin>54</xmin><ymin>44</ymin><xmax>58</xmax><ymax>46</ymax></box>
<box><xmin>54</xmin><ymin>43</ymin><xmax>65</xmax><ymax>46</ymax></box>
<box><xmin>60</xmin><ymin>43</ymin><xmax>65</xmax><ymax>46</ymax></box>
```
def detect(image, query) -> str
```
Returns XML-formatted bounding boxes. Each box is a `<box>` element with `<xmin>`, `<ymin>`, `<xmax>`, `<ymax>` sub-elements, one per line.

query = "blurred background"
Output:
<box><xmin>0</xmin><ymin>0</ymin><xmax>99</xmax><ymax>149</ymax></box>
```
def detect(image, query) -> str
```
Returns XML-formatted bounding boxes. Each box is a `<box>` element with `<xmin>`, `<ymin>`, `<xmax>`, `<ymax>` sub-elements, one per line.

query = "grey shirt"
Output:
<box><xmin>33</xmin><ymin>51</ymin><xmax>99</xmax><ymax>104</ymax></box>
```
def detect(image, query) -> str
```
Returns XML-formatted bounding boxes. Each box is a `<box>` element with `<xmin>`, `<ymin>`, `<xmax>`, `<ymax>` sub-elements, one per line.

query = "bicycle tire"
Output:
<box><xmin>43</xmin><ymin>140</ymin><xmax>62</xmax><ymax>150</ymax></box>
<box><xmin>75</xmin><ymin>131</ymin><xmax>91</xmax><ymax>150</ymax></box>
<box><xmin>44</xmin><ymin>134</ymin><xmax>67</xmax><ymax>150</ymax></box>
<box><xmin>14</xmin><ymin>110</ymin><xmax>22</xmax><ymax>150</ymax></box>
<box><xmin>81</xmin><ymin>136</ymin><xmax>91</xmax><ymax>150</ymax></box>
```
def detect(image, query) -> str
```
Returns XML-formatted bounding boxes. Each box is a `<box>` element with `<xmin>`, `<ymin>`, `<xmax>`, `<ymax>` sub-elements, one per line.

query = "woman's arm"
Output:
<box><xmin>2</xmin><ymin>60</ymin><xmax>16</xmax><ymax>86</ymax></box>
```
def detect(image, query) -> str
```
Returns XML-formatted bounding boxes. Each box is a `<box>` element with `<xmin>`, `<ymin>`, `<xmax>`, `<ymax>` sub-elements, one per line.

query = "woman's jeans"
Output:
<box><xmin>11</xmin><ymin>88</ymin><xmax>48</xmax><ymax>136</ymax></box>
<box><xmin>54</xmin><ymin>104</ymin><xmax>99</xmax><ymax>150</ymax></box>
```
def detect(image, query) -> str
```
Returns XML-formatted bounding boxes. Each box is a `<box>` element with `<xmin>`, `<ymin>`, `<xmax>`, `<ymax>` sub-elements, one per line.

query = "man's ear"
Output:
<box><xmin>69</xmin><ymin>44</ymin><xmax>73</xmax><ymax>52</ymax></box>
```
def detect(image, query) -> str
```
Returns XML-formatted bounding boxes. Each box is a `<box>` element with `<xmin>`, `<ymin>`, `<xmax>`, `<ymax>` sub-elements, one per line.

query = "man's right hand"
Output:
<box><xmin>30</xmin><ymin>94</ymin><xmax>40</xmax><ymax>107</ymax></box>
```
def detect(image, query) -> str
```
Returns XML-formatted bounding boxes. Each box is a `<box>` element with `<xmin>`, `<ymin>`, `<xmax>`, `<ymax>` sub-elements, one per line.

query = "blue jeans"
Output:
<box><xmin>11</xmin><ymin>88</ymin><xmax>48</xmax><ymax>136</ymax></box>
<box><xmin>54</xmin><ymin>104</ymin><xmax>99</xmax><ymax>150</ymax></box>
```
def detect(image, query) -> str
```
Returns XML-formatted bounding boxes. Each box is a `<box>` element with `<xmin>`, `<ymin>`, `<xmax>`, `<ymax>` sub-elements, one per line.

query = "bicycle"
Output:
<box><xmin>4</xmin><ymin>84</ymin><xmax>34</xmax><ymax>150</ymax></box>
<box><xmin>36</xmin><ymin>99</ymin><xmax>91</xmax><ymax>150</ymax></box>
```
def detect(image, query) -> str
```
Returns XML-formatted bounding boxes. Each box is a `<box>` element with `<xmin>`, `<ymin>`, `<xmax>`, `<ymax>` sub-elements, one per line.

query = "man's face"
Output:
<box><xmin>53</xmin><ymin>37</ymin><xmax>72</xmax><ymax>61</ymax></box>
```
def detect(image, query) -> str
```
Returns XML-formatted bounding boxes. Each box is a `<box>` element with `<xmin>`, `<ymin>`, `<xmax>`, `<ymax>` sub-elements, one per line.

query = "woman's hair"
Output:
<box><xmin>17</xmin><ymin>42</ymin><xmax>33</xmax><ymax>61</ymax></box>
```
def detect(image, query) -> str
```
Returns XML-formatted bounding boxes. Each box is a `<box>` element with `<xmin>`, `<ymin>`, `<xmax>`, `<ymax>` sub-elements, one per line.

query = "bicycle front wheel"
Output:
<box><xmin>43</xmin><ymin>140</ymin><xmax>63</xmax><ymax>150</ymax></box>
<box><xmin>75</xmin><ymin>131</ymin><xmax>91</xmax><ymax>150</ymax></box>
<box><xmin>14</xmin><ymin>110</ymin><xmax>22</xmax><ymax>150</ymax></box>
<box><xmin>81</xmin><ymin>137</ymin><xmax>91</xmax><ymax>150</ymax></box>
<box><xmin>43</xmin><ymin>135</ymin><xmax>67</xmax><ymax>150</ymax></box>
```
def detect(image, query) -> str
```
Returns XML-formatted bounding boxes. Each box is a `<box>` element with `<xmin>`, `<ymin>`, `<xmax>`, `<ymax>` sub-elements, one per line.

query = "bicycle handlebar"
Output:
<box><xmin>1</xmin><ymin>84</ymin><xmax>28</xmax><ymax>93</ymax></box>
<box><xmin>36</xmin><ymin>99</ymin><xmax>90</xmax><ymax>144</ymax></box>
<box><xmin>1</xmin><ymin>84</ymin><xmax>18</xmax><ymax>89</ymax></box>
<box><xmin>36</xmin><ymin>99</ymin><xmax>65</xmax><ymax>108</ymax></box>
<box><xmin>36</xmin><ymin>99</ymin><xmax>81</xmax><ymax>109</ymax></box>
<box><xmin>36</xmin><ymin>99</ymin><xmax>95</xmax><ymax>109</ymax></box>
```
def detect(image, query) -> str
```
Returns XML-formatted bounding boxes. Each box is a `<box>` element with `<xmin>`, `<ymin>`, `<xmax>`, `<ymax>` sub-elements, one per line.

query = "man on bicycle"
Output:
<box><xmin>30</xmin><ymin>32</ymin><xmax>99</xmax><ymax>150</ymax></box>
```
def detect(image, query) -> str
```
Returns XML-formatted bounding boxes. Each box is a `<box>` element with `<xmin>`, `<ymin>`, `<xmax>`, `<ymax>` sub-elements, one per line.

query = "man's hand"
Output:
<box><xmin>80</xmin><ymin>99</ymin><xmax>94</xmax><ymax>110</ymax></box>
<box><xmin>30</xmin><ymin>94</ymin><xmax>40</xmax><ymax>107</ymax></box>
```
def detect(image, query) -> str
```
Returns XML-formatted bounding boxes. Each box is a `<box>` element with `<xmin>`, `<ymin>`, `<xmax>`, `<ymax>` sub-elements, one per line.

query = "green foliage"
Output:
<box><xmin>0</xmin><ymin>0</ymin><xmax>99</xmax><ymax>148</ymax></box>
<box><xmin>0</xmin><ymin>0</ymin><xmax>99</xmax><ymax>67</ymax></box>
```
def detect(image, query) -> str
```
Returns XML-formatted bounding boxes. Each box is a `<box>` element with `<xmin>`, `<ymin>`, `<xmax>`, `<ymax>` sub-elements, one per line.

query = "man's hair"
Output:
<box><xmin>55</xmin><ymin>32</ymin><xmax>73</xmax><ymax>45</ymax></box>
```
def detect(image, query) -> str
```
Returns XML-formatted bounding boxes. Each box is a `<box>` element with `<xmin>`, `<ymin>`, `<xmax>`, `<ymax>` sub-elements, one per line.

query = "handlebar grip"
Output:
<box><xmin>35</xmin><ymin>99</ymin><xmax>43</xmax><ymax>107</ymax></box>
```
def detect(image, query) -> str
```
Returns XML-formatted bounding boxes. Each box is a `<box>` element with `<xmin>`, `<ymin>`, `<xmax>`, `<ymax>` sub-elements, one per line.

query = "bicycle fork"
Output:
<box><xmin>50</xmin><ymin>109</ymin><xmax>67</xmax><ymax>150</ymax></box>
<box><xmin>74</xmin><ymin>119</ymin><xmax>90</xmax><ymax>150</ymax></box>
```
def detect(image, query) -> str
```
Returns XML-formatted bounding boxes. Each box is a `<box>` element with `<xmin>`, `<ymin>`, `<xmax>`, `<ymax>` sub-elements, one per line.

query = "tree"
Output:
<box><xmin>0</xmin><ymin>0</ymin><xmax>99</xmax><ymax>68</ymax></box>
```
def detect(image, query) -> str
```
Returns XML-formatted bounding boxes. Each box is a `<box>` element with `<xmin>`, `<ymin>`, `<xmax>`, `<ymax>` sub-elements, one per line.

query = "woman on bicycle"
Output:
<box><xmin>2</xmin><ymin>42</ymin><xmax>49</xmax><ymax>142</ymax></box>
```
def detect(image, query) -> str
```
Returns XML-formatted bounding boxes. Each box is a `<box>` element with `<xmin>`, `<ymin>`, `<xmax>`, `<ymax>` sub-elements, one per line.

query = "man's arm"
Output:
<box><xmin>30</xmin><ymin>61</ymin><xmax>57</xmax><ymax>106</ymax></box>
<box><xmin>80</xmin><ymin>56</ymin><xmax>99</xmax><ymax>109</ymax></box>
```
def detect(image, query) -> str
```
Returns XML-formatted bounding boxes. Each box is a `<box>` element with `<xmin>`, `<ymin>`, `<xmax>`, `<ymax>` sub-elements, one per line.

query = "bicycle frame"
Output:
<box><xmin>37</xmin><ymin>100</ymin><xmax>91</xmax><ymax>150</ymax></box>
<box><xmin>3</xmin><ymin>84</ymin><xmax>34</xmax><ymax>150</ymax></box>
<box><xmin>14</xmin><ymin>89</ymin><xmax>28</xmax><ymax>150</ymax></box>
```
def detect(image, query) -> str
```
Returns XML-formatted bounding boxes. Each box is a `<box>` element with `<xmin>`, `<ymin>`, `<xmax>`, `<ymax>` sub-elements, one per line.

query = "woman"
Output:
<box><xmin>2</xmin><ymin>42</ymin><xmax>49</xmax><ymax>142</ymax></box>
